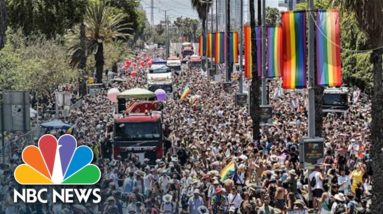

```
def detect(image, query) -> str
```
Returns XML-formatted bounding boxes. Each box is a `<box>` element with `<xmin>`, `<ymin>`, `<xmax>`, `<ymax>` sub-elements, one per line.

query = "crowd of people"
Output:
<box><xmin>0</xmin><ymin>51</ymin><xmax>373</xmax><ymax>214</ymax></box>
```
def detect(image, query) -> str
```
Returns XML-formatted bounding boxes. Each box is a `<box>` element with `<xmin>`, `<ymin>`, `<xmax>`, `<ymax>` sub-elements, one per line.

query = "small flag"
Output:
<box><xmin>180</xmin><ymin>84</ymin><xmax>191</xmax><ymax>101</ymax></box>
<box><xmin>220</xmin><ymin>160</ymin><xmax>235</xmax><ymax>182</ymax></box>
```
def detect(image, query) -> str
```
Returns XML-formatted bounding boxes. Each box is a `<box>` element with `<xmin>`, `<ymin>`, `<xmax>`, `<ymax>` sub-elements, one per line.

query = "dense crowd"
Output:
<box><xmin>0</xmin><ymin>51</ymin><xmax>373</xmax><ymax>214</ymax></box>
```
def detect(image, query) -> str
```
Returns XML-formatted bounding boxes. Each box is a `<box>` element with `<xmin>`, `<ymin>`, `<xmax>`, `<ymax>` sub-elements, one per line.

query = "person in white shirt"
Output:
<box><xmin>309</xmin><ymin>165</ymin><xmax>325</xmax><ymax>210</ymax></box>
<box><xmin>227</xmin><ymin>187</ymin><xmax>243</xmax><ymax>213</ymax></box>
<box><xmin>337</xmin><ymin>169</ymin><xmax>351</xmax><ymax>194</ymax></box>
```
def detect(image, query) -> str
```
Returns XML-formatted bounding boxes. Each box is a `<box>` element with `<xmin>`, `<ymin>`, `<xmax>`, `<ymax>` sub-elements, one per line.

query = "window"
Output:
<box><xmin>115</xmin><ymin>122</ymin><xmax>162</xmax><ymax>141</ymax></box>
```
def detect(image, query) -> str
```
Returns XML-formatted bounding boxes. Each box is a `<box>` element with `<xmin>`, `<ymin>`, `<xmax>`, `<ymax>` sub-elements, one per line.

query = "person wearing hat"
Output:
<box><xmin>188</xmin><ymin>189</ymin><xmax>204</xmax><ymax>214</ymax></box>
<box><xmin>211</xmin><ymin>187</ymin><xmax>227</xmax><ymax>214</ymax></box>
<box><xmin>331</xmin><ymin>193</ymin><xmax>347</xmax><ymax>214</ymax></box>
<box><xmin>293</xmin><ymin>199</ymin><xmax>308</xmax><ymax>213</ymax></box>
<box><xmin>103</xmin><ymin>196</ymin><xmax>119</xmax><ymax>214</ymax></box>
<box><xmin>161</xmin><ymin>194</ymin><xmax>175</xmax><ymax>214</ymax></box>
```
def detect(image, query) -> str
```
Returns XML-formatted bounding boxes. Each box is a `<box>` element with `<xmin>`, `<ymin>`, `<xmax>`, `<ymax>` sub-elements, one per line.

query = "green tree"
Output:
<box><xmin>174</xmin><ymin>17</ymin><xmax>200</xmax><ymax>42</ymax></box>
<box><xmin>0</xmin><ymin>29</ymin><xmax>78</xmax><ymax>95</ymax></box>
<box><xmin>0</xmin><ymin>0</ymin><xmax>6</xmax><ymax>49</ymax></box>
<box><xmin>68</xmin><ymin>0</ymin><xmax>131</xmax><ymax>83</ymax></box>
<box><xmin>6</xmin><ymin>0</ymin><xmax>87</xmax><ymax>38</ymax></box>
<box><xmin>266</xmin><ymin>7</ymin><xmax>280</xmax><ymax>26</ymax></box>
<box><xmin>341</xmin><ymin>1</ymin><xmax>383</xmax><ymax>212</ymax></box>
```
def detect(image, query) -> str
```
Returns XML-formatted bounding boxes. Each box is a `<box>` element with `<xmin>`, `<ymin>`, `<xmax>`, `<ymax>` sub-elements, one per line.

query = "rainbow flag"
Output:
<box><xmin>198</xmin><ymin>33</ymin><xmax>206</xmax><ymax>57</ymax></box>
<box><xmin>244</xmin><ymin>26</ymin><xmax>252</xmax><ymax>79</ymax></box>
<box><xmin>214</xmin><ymin>32</ymin><xmax>225</xmax><ymax>64</ymax></box>
<box><xmin>267</xmin><ymin>26</ymin><xmax>283</xmax><ymax>78</ymax></box>
<box><xmin>220</xmin><ymin>160</ymin><xmax>235</xmax><ymax>182</ymax></box>
<box><xmin>281</xmin><ymin>11</ymin><xmax>307</xmax><ymax>89</ymax></box>
<box><xmin>316</xmin><ymin>9</ymin><xmax>342</xmax><ymax>87</ymax></box>
<box><xmin>207</xmin><ymin>32</ymin><xmax>214</xmax><ymax>58</ymax></box>
<box><xmin>180</xmin><ymin>84</ymin><xmax>191</xmax><ymax>101</ymax></box>
<box><xmin>228</xmin><ymin>32</ymin><xmax>239</xmax><ymax>64</ymax></box>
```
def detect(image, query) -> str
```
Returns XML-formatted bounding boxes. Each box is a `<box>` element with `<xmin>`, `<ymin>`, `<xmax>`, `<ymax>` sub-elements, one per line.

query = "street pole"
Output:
<box><xmin>308</xmin><ymin>0</ymin><xmax>315</xmax><ymax>138</ymax></box>
<box><xmin>0</xmin><ymin>92</ymin><xmax>4</xmax><ymax>164</ymax></box>
<box><xmin>210</xmin><ymin>2</ymin><xmax>213</xmax><ymax>72</ymax></box>
<box><xmin>165</xmin><ymin>10</ymin><xmax>170</xmax><ymax>58</ymax></box>
<box><xmin>261</xmin><ymin>0</ymin><xmax>267</xmax><ymax>105</ymax></box>
<box><xmin>239</xmin><ymin>0</ymin><xmax>244</xmax><ymax>93</ymax></box>
<box><xmin>215</xmin><ymin>0</ymin><xmax>218</xmax><ymax>77</ymax></box>
<box><xmin>225</xmin><ymin>0</ymin><xmax>230</xmax><ymax>82</ymax></box>
<box><xmin>205</xmin><ymin>4</ymin><xmax>209</xmax><ymax>72</ymax></box>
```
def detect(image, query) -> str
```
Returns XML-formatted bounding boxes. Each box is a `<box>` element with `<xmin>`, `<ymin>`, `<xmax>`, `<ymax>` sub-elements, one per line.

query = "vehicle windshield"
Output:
<box><xmin>182</xmin><ymin>50</ymin><xmax>194</xmax><ymax>56</ymax></box>
<box><xmin>323</xmin><ymin>93</ymin><xmax>348</xmax><ymax>106</ymax></box>
<box><xmin>150</xmin><ymin>66</ymin><xmax>170</xmax><ymax>73</ymax></box>
<box><xmin>149</xmin><ymin>84</ymin><xmax>173</xmax><ymax>93</ymax></box>
<box><xmin>115</xmin><ymin>121</ymin><xmax>161</xmax><ymax>141</ymax></box>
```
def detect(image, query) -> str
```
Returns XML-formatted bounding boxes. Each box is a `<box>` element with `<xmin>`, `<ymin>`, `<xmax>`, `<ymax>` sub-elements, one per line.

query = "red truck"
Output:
<box><xmin>113</xmin><ymin>102</ymin><xmax>164</xmax><ymax>164</ymax></box>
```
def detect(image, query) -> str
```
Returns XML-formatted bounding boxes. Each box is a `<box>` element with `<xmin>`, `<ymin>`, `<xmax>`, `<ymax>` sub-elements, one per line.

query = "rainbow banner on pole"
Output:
<box><xmin>267</xmin><ymin>26</ymin><xmax>283</xmax><ymax>78</ymax></box>
<box><xmin>220</xmin><ymin>160</ymin><xmax>235</xmax><ymax>182</ymax></box>
<box><xmin>244</xmin><ymin>26</ymin><xmax>252</xmax><ymax>79</ymax></box>
<box><xmin>316</xmin><ymin>9</ymin><xmax>342</xmax><ymax>87</ymax></box>
<box><xmin>207</xmin><ymin>32</ymin><xmax>214</xmax><ymax>58</ymax></box>
<box><xmin>281</xmin><ymin>11</ymin><xmax>307</xmax><ymax>89</ymax></box>
<box><xmin>228</xmin><ymin>32</ymin><xmax>239</xmax><ymax>64</ymax></box>
<box><xmin>198</xmin><ymin>33</ymin><xmax>206</xmax><ymax>57</ymax></box>
<box><xmin>214</xmin><ymin>32</ymin><xmax>225</xmax><ymax>64</ymax></box>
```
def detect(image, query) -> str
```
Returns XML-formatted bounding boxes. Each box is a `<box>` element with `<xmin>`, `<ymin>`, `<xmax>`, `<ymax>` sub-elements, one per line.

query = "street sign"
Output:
<box><xmin>299</xmin><ymin>137</ymin><xmax>324</xmax><ymax>169</ymax></box>
<box><xmin>235</xmin><ymin>93</ymin><xmax>248</xmax><ymax>106</ymax></box>
<box><xmin>1</xmin><ymin>91</ymin><xmax>30</xmax><ymax>132</ymax></box>
<box><xmin>260</xmin><ymin>105</ymin><xmax>272</xmax><ymax>125</ymax></box>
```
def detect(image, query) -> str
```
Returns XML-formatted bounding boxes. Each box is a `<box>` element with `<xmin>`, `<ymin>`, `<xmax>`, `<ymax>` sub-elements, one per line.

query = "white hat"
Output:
<box><xmin>193</xmin><ymin>189</ymin><xmax>200</xmax><ymax>194</ymax></box>
<box><xmin>162</xmin><ymin>194</ymin><xmax>173</xmax><ymax>202</ymax></box>
<box><xmin>334</xmin><ymin>193</ymin><xmax>346</xmax><ymax>202</ymax></box>
<box><xmin>198</xmin><ymin>205</ymin><xmax>209</xmax><ymax>214</ymax></box>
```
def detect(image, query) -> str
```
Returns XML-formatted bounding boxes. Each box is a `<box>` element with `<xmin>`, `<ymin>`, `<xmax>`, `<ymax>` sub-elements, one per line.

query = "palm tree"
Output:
<box><xmin>341</xmin><ymin>1</ymin><xmax>383</xmax><ymax>211</ymax></box>
<box><xmin>249</xmin><ymin>0</ymin><xmax>262</xmax><ymax>141</ymax></box>
<box><xmin>69</xmin><ymin>0</ymin><xmax>131</xmax><ymax>83</ymax></box>
<box><xmin>0</xmin><ymin>0</ymin><xmax>6</xmax><ymax>49</ymax></box>
<box><xmin>191</xmin><ymin>0</ymin><xmax>211</xmax><ymax>34</ymax></box>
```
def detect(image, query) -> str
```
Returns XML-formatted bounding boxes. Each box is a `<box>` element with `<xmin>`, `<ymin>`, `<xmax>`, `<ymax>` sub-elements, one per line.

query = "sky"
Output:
<box><xmin>140</xmin><ymin>0</ymin><xmax>286</xmax><ymax>25</ymax></box>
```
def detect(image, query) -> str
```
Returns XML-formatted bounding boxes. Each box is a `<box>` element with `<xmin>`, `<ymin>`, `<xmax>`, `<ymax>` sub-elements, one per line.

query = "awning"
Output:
<box><xmin>118</xmin><ymin>88</ymin><xmax>155</xmax><ymax>99</ymax></box>
<box><xmin>41</xmin><ymin>119</ymin><xmax>72</xmax><ymax>129</ymax></box>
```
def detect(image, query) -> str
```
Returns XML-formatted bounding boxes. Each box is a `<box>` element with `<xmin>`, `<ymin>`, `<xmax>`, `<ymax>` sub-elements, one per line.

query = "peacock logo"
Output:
<box><xmin>14</xmin><ymin>134</ymin><xmax>101</xmax><ymax>185</ymax></box>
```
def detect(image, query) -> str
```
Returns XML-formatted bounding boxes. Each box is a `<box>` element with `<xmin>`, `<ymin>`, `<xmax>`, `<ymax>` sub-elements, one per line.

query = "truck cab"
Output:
<box><xmin>322</xmin><ymin>87</ymin><xmax>349</xmax><ymax>113</ymax></box>
<box><xmin>181</xmin><ymin>42</ymin><xmax>194</xmax><ymax>63</ymax></box>
<box><xmin>167</xmin><ymin>56</ymin><xmax>182</xmax><ymax>74</ymax></box>
<box><xmin>113</xmin><ymin>112</ymin><xmax>163</xmax><ymax>165</ymax></box>
<box><xmin>147</xmin><ymin>64</ymin><xmax>173</xmax><ymax>94</ymax></box>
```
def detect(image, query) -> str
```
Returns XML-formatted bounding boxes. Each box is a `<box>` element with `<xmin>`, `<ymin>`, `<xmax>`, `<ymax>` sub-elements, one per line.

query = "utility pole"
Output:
<box><xmin>261</xmin><ymin>0</ymin><xmax>267</xmax><ymax>105</ymax></box>
<box><xmin>239</xmin><ymin>0</ymin><xmax>244</xmax><ymax>93</ymax></box>
<box><xmin>165</xmin><ymin>10</ymin><xmax>170</xmax><ymax>58</ymax></box>
<box><xmin>307</xmin><ymin>0</ymin><xmax>315</xmax><ymax>138</ymax></box>
<box><xmin>225</xmin><ymin>0</ymin><xmax>231</xmax><ymax>82</ymax></box>
<box><xmin>150</xmin><ymin>0</ymin><xmax>154</xmax><ymax>25</ymax></box>
<box><xmin>210</xmin><ymin>2</ymin><xmax>214</xmax><ymax>72</ymax></box>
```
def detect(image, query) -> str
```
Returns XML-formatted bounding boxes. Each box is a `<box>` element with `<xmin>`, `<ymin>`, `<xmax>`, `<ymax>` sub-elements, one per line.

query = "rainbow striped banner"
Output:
<box><xmin>214</xmin><ymin>32</ymin><xmax>225</xmax><ymax>64</ymax></box>
<box><xmin>244</xmin><ymin>26</ymin><xmax>252</xmax><ymax>79</ymax></box>
<box><xmin>316</xmin><ymin>10</ymin><xmax>342</xmax><ymax>87</ymax></box>
<box><xmin>207</xmin><ymin>32</ymin><xmax>214</xmax><ymax>58</ymax></box>
<box><xmin>198</xmin><ymin>33</ymin><xmax>206</xmax><ymax>57</ymax></box>
<box><xmin>267</xmin><ymin>26</ymin><xmax>283</xmax><ymax>78</ymax></box>
<box><xmin>228</xmin><ymin>32</ymin><xmax>239</xmax><ymax>64</ymax></box>
<box><xmin>281</xmin><ymin>11</ymin><xmax>307</xmax><ymax>89</ymax></box>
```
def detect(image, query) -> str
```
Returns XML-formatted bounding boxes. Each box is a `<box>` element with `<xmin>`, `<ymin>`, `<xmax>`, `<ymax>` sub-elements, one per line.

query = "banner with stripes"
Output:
<box><xmin>267</xmin><ymin>26</ymin><xmax>283</xmax><ymax>78</ymax></box>
<box><xmin>316</xmin><ymin>9</ymin><xmax>342</xmax><ymax>87</ymax></box>
<box><xmin>281</xmin><ymin>11</ymin><xmax>307</xmax><ymax>89</ymax></box>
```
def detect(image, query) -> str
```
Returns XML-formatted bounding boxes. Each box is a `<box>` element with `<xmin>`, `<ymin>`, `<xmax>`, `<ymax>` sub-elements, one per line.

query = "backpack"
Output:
<box><xmin>310</xmin><ymin>176</ymin><xmax>317</xmax><ymax>188</ymax></box>
<box><xmin>335</xmin><ymin>203</ymin><xmax>346</xmax><ymax>214</ymax></box>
